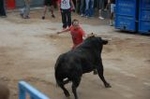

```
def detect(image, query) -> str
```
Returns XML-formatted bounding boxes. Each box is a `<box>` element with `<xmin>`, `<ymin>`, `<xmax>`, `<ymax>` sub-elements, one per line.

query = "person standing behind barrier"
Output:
<box><xmin>89</xmin><ymin>0</ymin><xmax>94</xmax><ymax>17</ymax></box>
<box><xmin>98</xmin><ymin>0</ymin><xmax>105</xmax><ymax>19</ymax></box>
<box><xmin>84</xmin><ymin>0</ymin><xmax>94</xmax><ymax>17</ymax></box>
<box><xmin>57</xmin><ymin>0</ymin><xmax>75</xmax><ymax>29</ymax></box>
<box><xmin>75</xmin><ymin>0</ymin><xmax>80</xmax><ymax>14</ymax></box>
<box><xmin>20</xmin><ymin>0</ymin><xmax>31</xmax><ymax>19</ymax></box>
<box><xmin>80</xmin><ymin>0</ymin><xmax>85</xmax><ymax>17</ymax></box>
<box><xmin>42</xmin><ymin>0</ymin><xmax>55</xmax><ymax>20</ymax></box>
<box><xmin>0</xmin><ymin>0</ymin><xmax>7</xmax><ymax>17</ymax></box>
<box><xmin>108</xmin><ymin>0</ymin><xmax>115</xmax><ymax>26</ymax></box>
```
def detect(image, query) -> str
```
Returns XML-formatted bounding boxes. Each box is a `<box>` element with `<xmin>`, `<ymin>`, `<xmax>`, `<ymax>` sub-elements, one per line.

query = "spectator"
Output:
<box><xmin>85</xmin><ymin>0</ymin><xmax>94</xmax><ymax>17</ymax></box>
<box><xmin>57</xmin><ymin>0</ymin><xmax>75</xmax><ymax>29</ymax></box>
<box><xmin>0</xmin><ymin>0</ymin><xmax>7</xmax><ymax>17</ymax></box>
<box><xmin>108</xmin><ymin>0</ymin><xmax>116</xmax><ymax>26</ymax></box>
<box><xmin>20</xmin><ymin>0</ymin><xmax>31</xmax><ymax>19</ymax></box>
<box><xmin>76</xmin><ymin>0</ymin><xmax>81</xmax><ymax>14</ymax></box>
<box><xmin>80</xmin><ymin>0</ymin><xmax>85</xmax><ymax>16</ymax></box>
<box><xmin>98</xmin><ymin>0</ymin><xmax>105</xmax><ymax>19</ymax></box>
<box><xmin>57</xmin><ymin>19</ymin><xmax>86</xmax><ymax>49</ymax></box>
<box><xmin>89</xmin><ymin>0</ymin><xmax>94</xmax><ymax>17</ymax></box>
<box><xmin>42</xmin><ymin>0</ymin><xmax>55</xmax><ymax>19</ymax></box>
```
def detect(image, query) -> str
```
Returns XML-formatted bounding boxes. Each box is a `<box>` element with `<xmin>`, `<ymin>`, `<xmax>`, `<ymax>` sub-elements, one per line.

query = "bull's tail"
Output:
<box><xmin>55</xmin><ymin>69</ymin><xmax>70</xmax><ymax>87</ymax></box>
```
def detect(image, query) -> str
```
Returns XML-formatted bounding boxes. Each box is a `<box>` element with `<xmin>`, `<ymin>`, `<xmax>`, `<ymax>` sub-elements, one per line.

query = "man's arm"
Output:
<box><xmin>70</xmin><ymin>0</ymin><xmax>75</xmax><ymax>10</ymax></box>
<box><xmin>57</xmin><ymin>28</ymin><xmax>70</xmax><ymax>34</ymax></box>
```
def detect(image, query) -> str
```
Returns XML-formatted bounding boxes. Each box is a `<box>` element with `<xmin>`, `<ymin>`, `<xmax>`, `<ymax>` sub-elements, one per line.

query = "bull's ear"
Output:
<box><xmin>102</xmin><ymin>40</ymin><xmax>108</xmax><ymax>45</ymax></box>
<box><xmin>87</xmin><ymin>33</ymin><xmax>95</xmax><ymax>38</ymax></box>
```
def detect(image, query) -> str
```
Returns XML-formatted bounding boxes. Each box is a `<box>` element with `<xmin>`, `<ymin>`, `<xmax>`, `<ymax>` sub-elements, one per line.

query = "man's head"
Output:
<box><xmin>72</xmin><ymin>19</ymin><xmax>80</xmax><ymax>28</ymax></box>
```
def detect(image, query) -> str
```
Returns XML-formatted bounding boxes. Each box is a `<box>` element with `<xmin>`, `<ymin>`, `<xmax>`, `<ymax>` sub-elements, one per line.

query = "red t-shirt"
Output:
<box><xmin>69</xmin><ymin>25</ymin><xmax>85</xmax><ymax>49</ymax></box>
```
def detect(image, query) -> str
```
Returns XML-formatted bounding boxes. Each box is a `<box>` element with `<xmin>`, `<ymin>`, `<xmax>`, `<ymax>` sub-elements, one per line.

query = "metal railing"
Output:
<box><xmin>18</xmin><ymin>81</ymin><xmax>50</xmax><ymax>99</ymax></box>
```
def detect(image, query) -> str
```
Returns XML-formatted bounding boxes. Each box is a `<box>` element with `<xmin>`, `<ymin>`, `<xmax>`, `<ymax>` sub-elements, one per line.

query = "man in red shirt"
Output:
<box><xmin>57</xmin><ymin>19</ymin><xmax>86</xmax><ymax>49</ymax></box>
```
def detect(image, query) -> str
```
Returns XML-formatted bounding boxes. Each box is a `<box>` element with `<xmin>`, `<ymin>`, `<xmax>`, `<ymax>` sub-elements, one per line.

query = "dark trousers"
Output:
<box><xmin>61</xmin><ymin>9</ymin><xmax>71</xmax><ymax>28</ymax></box>
<box><xmin>0</xmin><ymin>0</ymin><xmax>6</xmax><ymax>16</ymax></box>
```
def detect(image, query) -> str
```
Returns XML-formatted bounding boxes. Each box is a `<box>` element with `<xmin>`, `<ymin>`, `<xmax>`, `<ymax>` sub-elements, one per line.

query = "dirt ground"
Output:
<box><xmin>0</xmin><ymin>9</ymin><xmax>150</xmax><ymax>99</ymax></box>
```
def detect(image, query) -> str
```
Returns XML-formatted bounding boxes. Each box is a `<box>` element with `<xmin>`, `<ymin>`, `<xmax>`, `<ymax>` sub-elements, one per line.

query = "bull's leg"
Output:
<box><xmin>58</xmin><ymin>79</ymin><xmax>70</xmax><ymax>97</ymax></box>
<box><xmin>72</xmin><ymin>77</ymin><xmax>81</xmax><ymax>99</ymax></box>
<box><xmin>97</xmin><ymin>63</ymin><xmax>111</xmax><ymax>88</ymax></box>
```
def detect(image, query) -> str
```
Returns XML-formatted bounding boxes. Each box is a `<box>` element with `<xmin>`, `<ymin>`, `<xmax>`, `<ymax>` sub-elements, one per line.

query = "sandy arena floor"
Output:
<box><xmin>0</xmin><ymin>9</ymin><xmax>150</xmax><ymax>99</ymax></box>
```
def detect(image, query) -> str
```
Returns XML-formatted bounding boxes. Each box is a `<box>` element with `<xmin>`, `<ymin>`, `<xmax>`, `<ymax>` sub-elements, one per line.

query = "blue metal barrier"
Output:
<box><xmin>115</xmin><ymin>0</ymin><xmax>138</xmax><ymax>32</ymax></box>
<box><xmin>138</xmin><ymin>0</ymin><xmax>150</xmax><ymax>34</ymax></box>
<box><xmin>18</xmin><ymin>81</ymin><xmax>50</xmax><ymax>99</ymax></box>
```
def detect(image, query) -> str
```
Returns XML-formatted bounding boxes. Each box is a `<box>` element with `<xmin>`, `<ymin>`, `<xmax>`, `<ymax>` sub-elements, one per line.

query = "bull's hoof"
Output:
<box><xmin>64</xmin><ymin>91</ymin><xmax>70</xmax><ymax>97</ymax></box>
<box><xmin>93</xmin><ymin>69</ymin><xmax>98</xmax><ymax>75</ymax></box>
<box><xmin>105</xmin><ymin>83</ymin><xmax>111</xmax><ymax>88</ymax></box>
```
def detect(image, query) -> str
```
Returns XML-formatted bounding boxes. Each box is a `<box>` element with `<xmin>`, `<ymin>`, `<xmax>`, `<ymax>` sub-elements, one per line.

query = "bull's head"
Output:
<box><xmin>95</xmin><ymin>36</ymin><xmax>108</xmax><ymax>45</ymax></box>
<box><xmin>84</xmin><ymin>34</ymin><xmax>108</xmax><ymax>49</ymax></box>
<box><xmin>86</xmin><ymin>33</ymin><xmax>108</xmax><ymax>45</ymax></box>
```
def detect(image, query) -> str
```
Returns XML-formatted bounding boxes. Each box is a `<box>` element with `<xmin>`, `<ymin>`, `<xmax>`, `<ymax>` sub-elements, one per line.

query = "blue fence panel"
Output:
<box><xmin>138</xmin><ymin>0</ymin><xmax>150</xmax><ymax>34</ymax></box>
<box><xmin>115</xmin><ymin>0</ymin><xmax>138</xmax><ymax>32</ymax></box>
<box><xmin>138</xmin><ymin>21</ymin><xmax>150</xmax><ymax>33</ymax></box>
<box><xmin>115</xmin><ymin>0</ymin><xmax>137</xmax><ymax>16</ymax></box>
<box><xmin>140</xmin><ymin>0</ymin><xmax>150</xmax><ymax>9</ymax></box>
<box><xmin>139</xmin><ymin>10</ymin><xmax>150</xmax><ymax>21</ymax></box>
<box><xmin>115</xmin><ymin>15</ymin><xmax>136</xmax><ymax>31</ymax></box>
<box><xmin>18</xmin><ymin>81</ymin><xmax>50</xmax><ymax>99</ymax></box>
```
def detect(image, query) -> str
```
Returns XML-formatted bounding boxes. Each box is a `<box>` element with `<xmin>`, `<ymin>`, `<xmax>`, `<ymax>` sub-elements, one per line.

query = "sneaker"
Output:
<box><xmin>20</xmin><ymin>13</ymin><xmax>23</xmax><ymax>18</ymax></box>
<box><xmin>42</xmin><ymin>16</ymin><xmax>45</xmax><ymax>20</ymax></box>
<box><xmin>23</xmin><ymin>16</ymin><xmax>30</xmax><ymax>19</ymax></box>
<box><xmin>0</xmin><ymin>15</ymin><xmax>7</xmax><ymax>18</ymax></box>
<box><xmin>62</xmin><ymin>28</ymin><xmax>67</xmax><ymax>30</ymax></box>
<box><xmin>51</xmin><ymin>14</ymin><xmax>55</xmax><ymax>18</ymax></box>
<box><xmin>62</xmin><ymin>24</ymin><xmax>68</xmax><ymax>29</ymax></box>
<box><xmin>109</xmin><ymin>20</ymin><xmax>114</xmax><ymax>26</ymax></box>
<box><xmin>110</xmin><ymin>23</ymin><xmax>113</xmax><ymax>26</ymax></box>
<box><xmin>99</xmin><ymin>16</ymin><xmax>104</xmax><ymax>20</ymax></box>
<box><xmin>89</xmin><ymin>15</ymin><xmax>94</xmax><ymax>18</ymax></box>
<box><xmin>104</xmin><ymin>9</ymin><xmax>107</xmax><ymax>11</ymax></box>
<box><xmin>80</xmin><ymin>14</ymin><xmax>84</xmax><ymax>17</ymax></box>
<box><xmin>85</xmin><ymin>16</ymin><xmax>89</xmax><ymax>18</ymax></box>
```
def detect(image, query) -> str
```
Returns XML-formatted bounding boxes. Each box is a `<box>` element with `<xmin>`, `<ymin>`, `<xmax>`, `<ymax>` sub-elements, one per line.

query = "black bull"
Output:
<box><xmin>55</xmin><ymin>36</ymin><xmax>111</xmax><ymax>99</ymax></box>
